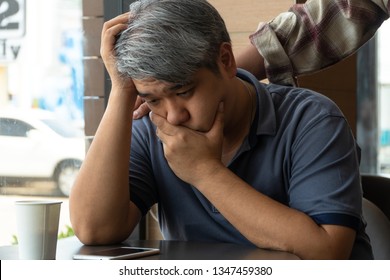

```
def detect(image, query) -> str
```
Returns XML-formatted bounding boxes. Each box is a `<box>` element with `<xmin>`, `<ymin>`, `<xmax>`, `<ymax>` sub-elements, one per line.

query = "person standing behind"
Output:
<box><xmin>237</xmin><ymin>0</ymin><xmax>389</xmax><ymax>85</ymax></box>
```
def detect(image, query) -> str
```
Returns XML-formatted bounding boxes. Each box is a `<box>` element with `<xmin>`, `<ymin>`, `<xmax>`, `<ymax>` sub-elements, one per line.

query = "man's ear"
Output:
<box><xmin>219</xmin><ymin>42</ymin><xmax>237</xmax><ymax>78</ymax></box>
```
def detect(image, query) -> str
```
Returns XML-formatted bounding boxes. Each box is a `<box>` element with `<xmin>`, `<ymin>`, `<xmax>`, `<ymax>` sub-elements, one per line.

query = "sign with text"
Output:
<box><xmin>0</xmin><ymin>0</ymin><xmax>25</xmax><ymax>62</ymax></box>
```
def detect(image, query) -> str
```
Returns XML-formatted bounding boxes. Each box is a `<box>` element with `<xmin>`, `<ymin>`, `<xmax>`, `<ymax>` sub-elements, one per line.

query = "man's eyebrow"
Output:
<box><xmin>168</xmin><ymin>83</ymin><xmax>186</xmax><ymax>91</ymax></box>
<box><xmin>137</xmin><ymin>82</ymin><xmax>194</xmax><ymax>98</ymax></box>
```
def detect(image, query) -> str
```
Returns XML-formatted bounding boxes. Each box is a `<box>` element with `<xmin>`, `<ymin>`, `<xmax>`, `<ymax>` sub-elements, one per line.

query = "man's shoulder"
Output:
<box><xmin>265</xmin><ymin>83</ymin><xmax>343</xmax><ymax>117</ymax></box>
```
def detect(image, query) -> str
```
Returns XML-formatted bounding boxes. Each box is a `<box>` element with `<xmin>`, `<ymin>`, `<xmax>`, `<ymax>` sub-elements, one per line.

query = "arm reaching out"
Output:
<box><xmin>250</xmin><ymin>0</ymin><xmax>389</xmax><ymax>85</ymax></box>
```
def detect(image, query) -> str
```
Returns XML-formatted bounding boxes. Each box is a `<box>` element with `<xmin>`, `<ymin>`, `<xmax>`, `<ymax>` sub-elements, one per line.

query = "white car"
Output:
<box><xmin>0</xmin><ymin>109</ymin><xmax>85</xmax><ymax>196</ymax></box>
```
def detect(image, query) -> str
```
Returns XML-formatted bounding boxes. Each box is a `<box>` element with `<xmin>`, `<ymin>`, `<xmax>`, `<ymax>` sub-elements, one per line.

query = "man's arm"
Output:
<box><xmin>243</xmin><ymin>0</ymin><xmax>389</xmax><ymax>85</ymax></box>
<box><xmin>235</xmin><ymin>44</ymin><xmax>266</xmax><ymax>81</ymax></box>
<box><xmin>194</xmin><ymin>167</ymin><xmax>356</xmax><ymax>259</ymax></box>
<box><xmin>151</xmin><ymin>103</ymin><xmax>359</xmax><ymax>259</ymax></box>
<box><xmin>69</xmin><ymin>13</ymin><xmax>142</xmax><ymax>245</ymax></box>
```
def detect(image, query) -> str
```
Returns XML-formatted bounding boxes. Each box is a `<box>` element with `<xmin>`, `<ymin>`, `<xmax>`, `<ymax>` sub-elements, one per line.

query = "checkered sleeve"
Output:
<box><xmin>250</xmin><ymin>0</ymin><xmax>390</xmax><ymax>86</ymax></box>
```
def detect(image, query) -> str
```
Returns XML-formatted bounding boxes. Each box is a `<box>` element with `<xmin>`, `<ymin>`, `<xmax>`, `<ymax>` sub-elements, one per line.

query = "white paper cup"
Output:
<box><xmin>15</xmin><ymin>200</ymin><xmax>62</xmax><ymax>260</ymax></box>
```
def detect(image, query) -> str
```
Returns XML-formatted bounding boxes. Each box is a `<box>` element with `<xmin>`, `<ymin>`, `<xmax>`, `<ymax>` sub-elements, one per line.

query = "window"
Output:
<box><xmin>0</xmin><ymin>0</ymin><xmax>83</xmax><ymax>246</ymax></box>
<box><xmin>0</xmin><ymin>118</ymin><xmax>33</xmax><ymax>137</ymax></box>
<box><xmin>378</xmin><ymin>20</ymin><xmax>390</xmax><ymax>175</ymax></box>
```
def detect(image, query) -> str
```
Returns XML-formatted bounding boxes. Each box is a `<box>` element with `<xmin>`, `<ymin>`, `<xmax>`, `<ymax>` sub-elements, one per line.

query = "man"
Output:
<box><xmin>70</xmin><ymin>0</ymin><xmax>372</xmax><ymax>259</ymax></box>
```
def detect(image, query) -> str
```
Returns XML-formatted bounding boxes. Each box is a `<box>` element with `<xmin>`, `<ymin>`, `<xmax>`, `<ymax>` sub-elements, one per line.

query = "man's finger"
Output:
<box><xmin>149</xmin><ymin>112</ymin><xmax>169</xmax><ymax>133</ymax></box>
<box><xmin>101</xmin><ymin>12</ymin><xmax>130</xmax><ymax>38</ymax></box>
<box><xmin>133</xmin><ymin>102</ymin><xmax>151</xmax><ymax>119</ymax></box>
<box><xmin>151</xmin><ymin>113</ymin><xmax>173</xmax><ymax>146</ymax></box>
<box><xmin>150</xmin><ymin>112</ymin><xmax>176</xmax><ymax>136</ymax></box>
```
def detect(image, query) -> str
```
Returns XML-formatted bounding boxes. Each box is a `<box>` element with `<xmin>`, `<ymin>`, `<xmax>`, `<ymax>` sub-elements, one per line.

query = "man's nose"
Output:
<box><xmin>166</xmin><ymin>103</ymin><xmax>190</xmax><ymax>126</ymax></box>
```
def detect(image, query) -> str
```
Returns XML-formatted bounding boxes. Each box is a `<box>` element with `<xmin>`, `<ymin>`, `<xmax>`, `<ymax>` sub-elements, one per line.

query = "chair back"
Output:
<box><xmin>362</xmin><ymin>198</ymin><xmax>390</xmax><ymax>259</ymax></box>
<box><xmin>361</xmin><ymin>174</ymin><xmax>390</xmax><ymax>219</ymax></box>
<box><xmin>361</xmin><ymin>174</ymin><xmax>390</xmax><ymax>259</ymax></box>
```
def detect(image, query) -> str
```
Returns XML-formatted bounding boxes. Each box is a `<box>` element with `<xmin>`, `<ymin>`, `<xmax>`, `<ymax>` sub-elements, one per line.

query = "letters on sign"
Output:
<box><xmin>0</xmin><ymin>0</ymin><xmax>25</xmax><ymax>62</ymax></box>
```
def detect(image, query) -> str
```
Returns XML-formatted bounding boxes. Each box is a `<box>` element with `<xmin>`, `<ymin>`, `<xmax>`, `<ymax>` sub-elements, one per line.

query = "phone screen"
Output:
<box><xmin>73</xmin><ymin>246</ymin><xmax>160</xmax><ymax>260</ymax></box>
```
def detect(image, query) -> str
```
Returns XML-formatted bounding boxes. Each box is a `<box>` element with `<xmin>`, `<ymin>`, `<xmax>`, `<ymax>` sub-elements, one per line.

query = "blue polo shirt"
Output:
<box><xmin>129</xmin><ymin>69</ymin><xmax>372</xmax><ymax>259</ymax></box>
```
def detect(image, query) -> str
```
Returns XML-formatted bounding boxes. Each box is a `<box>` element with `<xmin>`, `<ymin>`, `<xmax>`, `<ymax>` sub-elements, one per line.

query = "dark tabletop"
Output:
<box><xmin>0</xmin><ymin>236</ymin><xmax>300</xmax><ymax>260</ymax></box>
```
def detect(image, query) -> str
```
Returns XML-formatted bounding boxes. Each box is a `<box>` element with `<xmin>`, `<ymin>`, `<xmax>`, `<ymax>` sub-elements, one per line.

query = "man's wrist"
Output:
<box><xmin>190</xmin><ymin>161</ymin><xmax>228</xmax><ymax>191</ymax></box>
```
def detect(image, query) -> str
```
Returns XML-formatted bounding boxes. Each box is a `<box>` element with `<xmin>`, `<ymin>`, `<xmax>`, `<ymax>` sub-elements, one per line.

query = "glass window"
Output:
<box><xmin>378</xmin><ymin>20</ymin><xmax>390</xmax><ymax>175</ymax></box>
<box><xmin>0</xmin><ymin>0</ymin><xmax>83</xmax><ymax>246</ymax></box>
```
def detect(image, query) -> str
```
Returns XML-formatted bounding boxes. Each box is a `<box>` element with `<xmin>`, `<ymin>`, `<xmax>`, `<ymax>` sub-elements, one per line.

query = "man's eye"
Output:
<box><xmin>146</xmin><ymin>99</ymin><xmax>159</xmax><ymax>105</ymax></box>
<box><xmin>177</xmin><ymin>88</ymin><xmax>193</xmax><ymax>97</ymax></box>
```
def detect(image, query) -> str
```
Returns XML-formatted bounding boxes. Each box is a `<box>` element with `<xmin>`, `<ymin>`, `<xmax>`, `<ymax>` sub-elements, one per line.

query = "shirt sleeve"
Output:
<box><xmin>250</xmin><ymin>0</ymin><xmax>390</xmax><ymax>86</ymax></box>
<box><xmin>129</xmin><ymin>118</ymin><xmax>159</xmax><ymax>216</ymax></box>
<box><xmin>285</xmin><ymin>97</ymin><xmax>363</xmax><ymax>228</ymax></box>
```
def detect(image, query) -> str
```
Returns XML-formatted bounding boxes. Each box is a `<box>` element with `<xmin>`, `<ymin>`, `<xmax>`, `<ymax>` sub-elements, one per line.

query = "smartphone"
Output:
<box><xmin>73</xmin><ymin>246</ymin><xmax>160</xmax><ymax>260</ymax></box>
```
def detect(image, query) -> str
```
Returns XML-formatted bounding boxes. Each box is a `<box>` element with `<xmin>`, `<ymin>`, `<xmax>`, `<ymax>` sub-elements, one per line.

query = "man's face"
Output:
<box><xmin>134</xmin><ymin>69</ymin><xmax>225</xmax><ymax>132</ymax></box>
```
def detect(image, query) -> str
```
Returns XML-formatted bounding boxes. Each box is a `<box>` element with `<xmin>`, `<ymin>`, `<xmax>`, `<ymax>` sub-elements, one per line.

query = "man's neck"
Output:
<box><xmin>221</xmin><ymin>78</ymin><xmax>256</xmax><ymax>165</ymax></box>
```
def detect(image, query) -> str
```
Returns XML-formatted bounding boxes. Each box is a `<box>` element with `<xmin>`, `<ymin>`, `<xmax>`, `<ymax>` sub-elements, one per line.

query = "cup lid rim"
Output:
<box><xmin>15</xmin><ymin>200</ymin><xmax>63</xmax><ymax>205</ymax></box>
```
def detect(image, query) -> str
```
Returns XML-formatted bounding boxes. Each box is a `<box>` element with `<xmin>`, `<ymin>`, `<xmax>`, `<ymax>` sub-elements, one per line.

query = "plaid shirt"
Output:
<box><xmin>250</xmin><ymin>0</ymin><xmax>390</xmax><ymax>86</ymax></box>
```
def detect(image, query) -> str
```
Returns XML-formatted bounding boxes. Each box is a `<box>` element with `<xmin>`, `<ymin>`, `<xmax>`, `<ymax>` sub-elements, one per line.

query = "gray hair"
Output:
<box><xmin>115</xmin><ymin>0</ymin><xmax>231</xmax><ymax>85</ymax></box>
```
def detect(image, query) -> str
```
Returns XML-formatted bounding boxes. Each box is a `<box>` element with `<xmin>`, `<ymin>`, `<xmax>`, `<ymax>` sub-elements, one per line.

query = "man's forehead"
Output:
<box><xmin>133</xmin><ymin>78</ymin><xmax>195</xmax><ymax>91</ymax></box>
